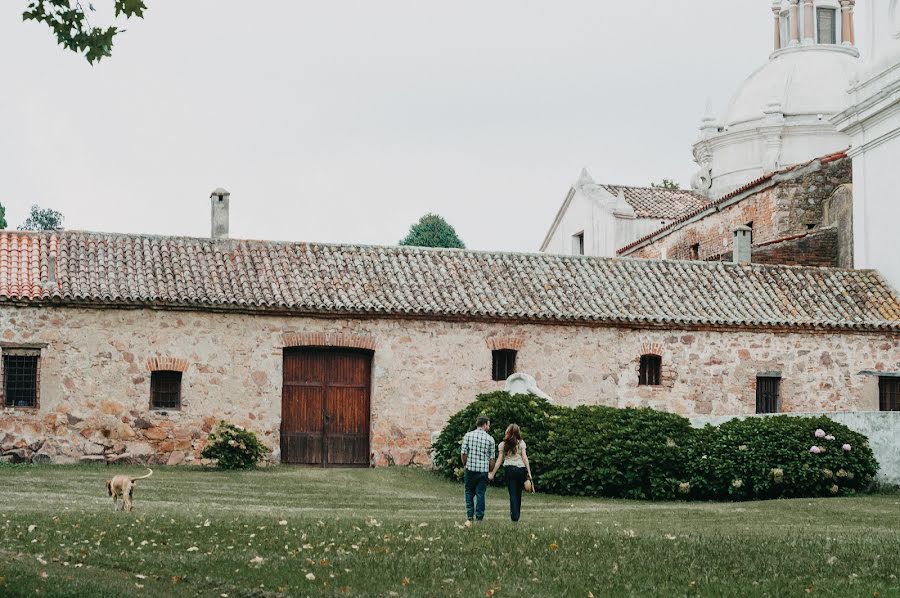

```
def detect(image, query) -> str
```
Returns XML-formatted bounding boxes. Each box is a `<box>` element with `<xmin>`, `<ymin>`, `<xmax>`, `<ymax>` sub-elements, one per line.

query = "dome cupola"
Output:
<box><xmin>691</xmin><ymin>0</ymin><xmax>860</xmax><ymax>199</ymax></box>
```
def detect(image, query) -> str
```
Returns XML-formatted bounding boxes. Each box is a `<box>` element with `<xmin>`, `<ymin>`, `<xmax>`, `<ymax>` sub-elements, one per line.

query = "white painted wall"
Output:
<box><xmin>691</xmin><ymin>412</ymin><xmax>900</xmax><ymax>486</ymax></box>
<box><xmin>831</xmin><ymin>2</ymin><xmax>900</xmax><ymax>292</ymax></box>
<box><xmin>541</xmin><ymin>173</ymin><xmax>671</xmax><ymax>257</ymax></box>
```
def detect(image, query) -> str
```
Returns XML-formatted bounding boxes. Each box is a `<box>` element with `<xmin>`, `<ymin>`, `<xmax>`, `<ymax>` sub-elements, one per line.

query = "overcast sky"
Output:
<box><xmin>0</xmin><ymin>1</ymin><xmax>871</xmax><ymax>252</ymax></box>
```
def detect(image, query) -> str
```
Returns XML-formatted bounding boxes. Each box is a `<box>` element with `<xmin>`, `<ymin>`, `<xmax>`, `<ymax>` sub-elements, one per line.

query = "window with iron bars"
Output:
<box><xmin>491</xmin><ymin>350</ymin><xmax>517</xmax><ymax>382</ymax></box>
<box><xmin>879</xmin><ymin>376</ymin><xmax>900</xmax><ymax>412</ymax></box>
<box><xmin>2</xmin><ymin>349</ymin><xmax>41</xmax><ymax>408</ymax></box>
<box><xmin>639</xmin><ymin>355</ymin><xmax>662</xmax><ymax>386</ymax></box>
<box><xmin>151</xmin><ymin>370</ymin><xmax>183</xmax><ymax>410</ymax></box>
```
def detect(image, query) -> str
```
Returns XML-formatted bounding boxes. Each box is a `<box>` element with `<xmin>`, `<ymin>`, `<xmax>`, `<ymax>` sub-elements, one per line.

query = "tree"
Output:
<box><xmin>399</xmin><ymin>213</ymin><xmax>465</xmax><ymax>249</ymax></box>
<box><xmin>23</xmin><ymin>0</ymin><xmax>147</xmax><ymax>64</ymax></box>
<box><xmin>650</xmin><ymin>179</ymin><xmax>681</xmax><ymax>190</ymax></box>
<box><xmin>0</xmin><ymin>204</ymin><xmax>6</xmax><ymax>229</ymax></box>
<box><xmin>18</xmin><ymin>205</ymin><xmax>65</xmax><ymax>231</ymax></box>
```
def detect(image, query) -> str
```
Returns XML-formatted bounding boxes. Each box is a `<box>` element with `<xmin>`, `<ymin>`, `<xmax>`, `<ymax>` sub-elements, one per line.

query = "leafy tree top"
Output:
<box><xmin>650</xmin><ymin>179</ymin><xmax>681</xmax><ymax>190</ymax></box>
<box><xmin>0</xmin><ymin>204</ymin><xmax>6</xmax><ymax>229</ymax></box>
<box><xmin>18</xmin><ymin>205</ymin><xmax>65</xmax><ymax>231</ymax></box>
<box><xmin>23</xmin><ymin>0</ymin><xmax>147</xmax><ymax>64</ymax></box>
<box><xmin>399</xmin><ymin>213</ymin><xmax>465</xmax><ymax>249</ymax></box>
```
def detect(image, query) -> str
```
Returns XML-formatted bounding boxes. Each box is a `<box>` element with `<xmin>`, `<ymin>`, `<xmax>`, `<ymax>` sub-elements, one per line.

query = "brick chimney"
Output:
<box><xmin>210</xmin><ymin>188</ymin><xmax>230</xmax><ymax>239</ymax></box>
<box><xmin>732</xmin><ymin>225</ymin><xmax>752</xmax><ymax>264</ymax></box>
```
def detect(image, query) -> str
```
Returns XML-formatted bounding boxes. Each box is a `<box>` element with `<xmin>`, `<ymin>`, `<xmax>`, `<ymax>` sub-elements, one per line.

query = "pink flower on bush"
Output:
<box><xmin>815</xmin><ymin>429</ymin><xmax>826</xmax><ymax>438</ymax></box>
<box><xmin>842</xmin><ymin>444</ymin><xmax>851</xmax><ymax>452</ymax></box>
<box><xmin>810</xmin><ymin>446</ymin><xmax>822</xmax><ymax>454</ymax></box>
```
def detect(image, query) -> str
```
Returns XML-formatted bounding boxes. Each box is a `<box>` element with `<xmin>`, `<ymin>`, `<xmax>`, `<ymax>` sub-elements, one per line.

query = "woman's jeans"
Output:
<box><xmin>504</xmin><ymin>465</ymin><xmax>528</xmax><ymax>522</ymax></box>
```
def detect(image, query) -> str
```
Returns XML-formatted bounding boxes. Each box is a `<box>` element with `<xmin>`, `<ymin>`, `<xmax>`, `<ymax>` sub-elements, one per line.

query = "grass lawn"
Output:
<box><xmin>0</xmin><ymin>465</ymin><xmax>898</xmax><ymax>597</ymax></box>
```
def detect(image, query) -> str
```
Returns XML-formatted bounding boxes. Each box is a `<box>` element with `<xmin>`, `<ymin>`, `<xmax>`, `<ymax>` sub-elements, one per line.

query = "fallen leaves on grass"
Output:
<box><xmin>549</xmin><ymin>543</ymin><xmax>558</xmax><ymax>551</ymax></box>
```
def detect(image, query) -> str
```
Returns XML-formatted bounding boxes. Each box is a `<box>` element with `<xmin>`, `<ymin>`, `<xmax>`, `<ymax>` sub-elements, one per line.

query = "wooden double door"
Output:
<box><xmin>281</xmin><ymin>348</ymin><xmax>371</xmax><ymax>466</ymax></box>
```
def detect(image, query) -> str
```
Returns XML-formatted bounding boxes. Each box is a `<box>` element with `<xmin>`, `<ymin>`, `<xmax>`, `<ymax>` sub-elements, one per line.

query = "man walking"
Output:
<box><xmin>460</xmin><ymin>415</ymin><xmax>496</xmax><ymax>523</ymax></box>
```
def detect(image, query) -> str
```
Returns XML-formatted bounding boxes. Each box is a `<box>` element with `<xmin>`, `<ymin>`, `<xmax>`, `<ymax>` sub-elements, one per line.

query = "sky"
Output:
<box><xmin>0</xmin><ymin>1</ymin><xmax>871</xmax><ymax>252</ymax></box>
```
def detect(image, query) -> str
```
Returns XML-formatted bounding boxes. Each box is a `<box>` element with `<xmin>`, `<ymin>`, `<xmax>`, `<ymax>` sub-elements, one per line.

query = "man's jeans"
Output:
<box><xmin>464</xmin><ymin>469</ymin><xmax>488</xmax><ymax>521</ymax></box>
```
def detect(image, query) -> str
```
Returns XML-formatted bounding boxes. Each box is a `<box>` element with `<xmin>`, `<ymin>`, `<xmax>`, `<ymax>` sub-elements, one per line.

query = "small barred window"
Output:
<box><xmin>638</xmin><ymin>355</ymin><xmax>662</xmax><ymax>386</ymax></box>
<box><xmin>492</xmin><ymin>350</ymin><xmax>517</xmax><ymax>381</ymax></box>
<box><xmin>151</xmin><ymin>370</ymin><xmax>182</xmax><ymax>410</ymax></box>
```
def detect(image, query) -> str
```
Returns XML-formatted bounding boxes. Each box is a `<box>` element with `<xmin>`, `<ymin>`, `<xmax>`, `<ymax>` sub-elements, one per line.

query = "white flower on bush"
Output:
<box><xmin>842</xmin><ymin>443</ymin><xmax>851</xmax><ymax>452</ymax></box>
<box><xmin>737</xmin><ymin>444</ymin><xmax>748</xmax><ymax>451</ymax></box>
<box><xmin>810</xmin><ymin>446</ymin><xmax>823</xmax><ymax>454</ymax></box>
<box><xmin>770</xmin><ymin>468</ymin><xmax>784</xmax><ymax>483</ymax></box>
<box><xmin>829</xmin><ymin>484</ymin><xmax>840</xmax><ymax>495</ymax></box>
<box><xmin>678</xmin><ymin>482</ymin><xmax>691</xmax><ymax>495</ymax></box>
<box><xmin>815</xmin><ymin>429</ymin><xmax>826</xmax><ymax>438</ymax></box>
<box><xmin>825</xmin><ymin>435</ymin><xmax>835</xmax><ymax>441</ymax></box>
<box><xmin>731</xmin><ymin>479</ymin><xmax>744</xmax><ymax>489</ymax></box>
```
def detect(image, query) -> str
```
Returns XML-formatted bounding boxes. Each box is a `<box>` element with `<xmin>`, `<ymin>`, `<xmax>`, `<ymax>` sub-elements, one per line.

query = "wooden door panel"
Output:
<box><xmin>282</xmin><ymin>347</ymin><xmax>371</xmax><ymax>466</ymax></box>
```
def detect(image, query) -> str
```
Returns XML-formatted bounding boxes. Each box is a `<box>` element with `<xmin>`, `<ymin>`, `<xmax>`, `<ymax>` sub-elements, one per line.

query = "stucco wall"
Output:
<box><xmin>691</xmin><ymin>412</ymin><xmax>900</xmax><ymax>485</ymax></box>
<box><xmin>1</xmin><ymin>305</ymin><xmax>898</xmax><ymax>467</ymax></box>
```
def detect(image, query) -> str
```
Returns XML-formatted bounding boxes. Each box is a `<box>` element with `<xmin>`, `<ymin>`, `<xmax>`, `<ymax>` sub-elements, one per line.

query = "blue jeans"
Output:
<box><xmin>505</xmin><ymin>465</ymin><xmax>527</xmax><ymax>522</ymax></box>
<box><xmin>464</xmin><ymin>469</ymin><xmax>488</xmax><ymax>521</ymax></box>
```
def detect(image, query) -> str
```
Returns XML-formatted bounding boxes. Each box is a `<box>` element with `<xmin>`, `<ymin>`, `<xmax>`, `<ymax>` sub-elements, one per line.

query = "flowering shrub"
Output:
<box><xmin>681</xmin><ymin>416</ymin><xmax>877</xmax><ymax>500</ymax></box>
<box><xmin>539</xmin><ymin>406</ymin><xmax>694</xmax><ymax>500</ymax></box>
<box><xmin>201</xmin><ymin>421</ymin><xmax>269</xmax><ymax>470</ymax></box>
<box><xmin>431</xmin><ymin>391</ymin><xmax>559</xmax><ymax>483</ymax></box>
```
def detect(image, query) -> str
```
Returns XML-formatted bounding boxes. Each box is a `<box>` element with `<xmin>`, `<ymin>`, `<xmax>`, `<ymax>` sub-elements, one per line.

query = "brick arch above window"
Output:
<box><xmin>281</xmin><ymin>332</ymin><xmax>377</xmax><ymax>351</ymax></box>
<box><xmin>640</xmin><ymin>342</ymin><xmax>665</xmax><ymax>358</ymax></box>
<box><xmin>146</xmin><ymin>356</ymin><xmax>189</xmax><ymax>372</ymax></box>
<box><xmin>486</xmin><ymin>337</ymin><xmax>525</xmax><ymax>351</ymax></box>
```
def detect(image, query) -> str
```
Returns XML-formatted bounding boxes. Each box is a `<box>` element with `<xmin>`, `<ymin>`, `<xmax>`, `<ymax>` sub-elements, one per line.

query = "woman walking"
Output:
<box><xmin>488</xmin><ymin>424</ymin><xmax>533</xmax><ymax>522</ymax></box>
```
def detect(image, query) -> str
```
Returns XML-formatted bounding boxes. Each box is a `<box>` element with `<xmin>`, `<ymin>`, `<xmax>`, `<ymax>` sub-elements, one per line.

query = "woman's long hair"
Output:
<box><xmin>503</xmin><ymin>424</ymin><xmax>522</xmax><ymax>456</ymax></box>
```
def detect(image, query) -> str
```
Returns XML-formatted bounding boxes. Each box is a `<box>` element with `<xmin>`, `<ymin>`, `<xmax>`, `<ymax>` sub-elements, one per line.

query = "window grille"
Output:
<box><xmin>756</xmin><ymin>376</ymin><xmax>781</xmax><ymax>414</ymax></box>
<box><xmin>639</xmin><ymin>355</ymin><xmax>662</xmax><ymax>386</ymax></box>
<box><xmin>491</xmin><ymin>350</ymin><xmax>517</xmax><ymax>381</ymax></box>
<box><xmin>151</xmin><ymin>370</ymin><xmax>182</xmax><ymax>410</ymax></box>
<box><xmin>817</xmin><ymin>8</ymin><xmax>836</xmax><ymax>44</ymax></box>
<box><xmin>880</xmin><ymin>377</ymin><xmax>900</xmax><ymax>412</ymax></box>
<box><xmin>2</xmin><ymin>351</ymin><xmax>40</xmax><ymax>408</ymax></box>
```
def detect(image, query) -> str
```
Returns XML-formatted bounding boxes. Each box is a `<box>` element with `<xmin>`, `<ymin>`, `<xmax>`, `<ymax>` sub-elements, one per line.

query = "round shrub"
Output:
<box><xmin>539</xmin><ymin>406</ymin><xmax>694</xmax><ymax>500</ymax></box>
<box><xmin>201</xmin><ymin>421</ymin><xmax>269</xmax><ymax>470</ymax></box>
<box><xmin>682</xmin><ymin>416</ymin><xmax>878</xmax><ymax>500</ymax></box>
<box><xmin>431</xmin><ymin>391</ymin><xmax>559</xmax><ymax>483</ymax></box>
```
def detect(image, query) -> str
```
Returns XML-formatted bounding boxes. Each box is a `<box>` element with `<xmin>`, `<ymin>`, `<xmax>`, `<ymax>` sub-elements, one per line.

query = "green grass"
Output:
<box><xmin>0</xmin><ymin>465</ymin><xmax>898</xmax><ymax>597</ymax></box>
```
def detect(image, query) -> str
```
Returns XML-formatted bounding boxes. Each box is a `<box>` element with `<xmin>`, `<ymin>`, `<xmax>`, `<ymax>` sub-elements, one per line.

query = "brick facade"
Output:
<box><xmin>623</xmin><ymin>156</ymin><xmax>852</xmax><ymax>265</ymax></box>
<box><xmin>2</xmin><ymin>305</ymin><xmax>897</xmax><ymax>467</ymax></box>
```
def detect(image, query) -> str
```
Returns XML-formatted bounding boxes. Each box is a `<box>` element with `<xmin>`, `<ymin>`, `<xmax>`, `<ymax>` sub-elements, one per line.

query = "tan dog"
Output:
<box><xmin>106</xmin><ymin>468</ymin><xmax>153</xmax><ymax>511</ymax></box>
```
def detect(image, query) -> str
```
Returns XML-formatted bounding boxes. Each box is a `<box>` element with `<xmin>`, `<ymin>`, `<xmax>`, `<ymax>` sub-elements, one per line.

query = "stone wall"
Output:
<box><xmin>1</xmin><ymin>305</ymin><xmax>898</xmax><ymax>467</ymax></box>
<box><xmin>627</xmin><ymin>157</ymin><xmax>852</xmax><ymax>264</ymax></box>
<box><xmin>713</xmin><ymin>227</ymin><xmax>840</xmax><ymax>268</ymax></box>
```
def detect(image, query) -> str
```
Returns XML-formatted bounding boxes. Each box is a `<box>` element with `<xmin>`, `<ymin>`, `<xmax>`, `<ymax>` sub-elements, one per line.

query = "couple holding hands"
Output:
<box><xmin>460</xmin><ymin>416</ymin><xmax>534</xmax><ymax>523</ymax></box>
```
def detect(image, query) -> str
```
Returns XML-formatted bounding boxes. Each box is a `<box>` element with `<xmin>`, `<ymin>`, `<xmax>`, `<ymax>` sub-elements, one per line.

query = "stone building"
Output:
<box><xmin>618</xmin><ymin>152</ymin><xmax>853</xmax><ymax>266</ymax></box>
<box><xmin>2</xmin><ymin>229</ymin><xmax>899</xmax><ymax>467</ymax></box>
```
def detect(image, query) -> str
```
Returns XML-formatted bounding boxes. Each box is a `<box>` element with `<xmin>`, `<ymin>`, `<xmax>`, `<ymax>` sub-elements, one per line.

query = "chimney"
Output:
<box><xmin>210</xmin><ymin>187</ymin><xmax>230</xmax><ymax>239</ymax></box>
<box><xmin>732</xmin><ymin>225</ymin><xmax>752</xmax><ymax>264</ymax></box>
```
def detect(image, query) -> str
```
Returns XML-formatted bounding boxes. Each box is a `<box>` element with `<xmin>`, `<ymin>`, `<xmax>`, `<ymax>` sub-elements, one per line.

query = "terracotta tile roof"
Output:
<box><xmin>602</xmin><ymin>185</ymin><xmax>710</xmax><ymax>220</ymax></box>
<box><xmin>617</xmin><ymin>152</ymin><xmax>849</xmax><ymax>255</ymax></box>
<box><xmin>1</xmin><ymin>230</ymin><xmax>898</xmax><ymax>331</ymax></box>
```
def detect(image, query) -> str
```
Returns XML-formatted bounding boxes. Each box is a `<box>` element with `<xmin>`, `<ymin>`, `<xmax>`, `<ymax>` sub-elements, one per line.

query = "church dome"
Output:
<box><xmin>723</xmin><ymin>46</ymin><xmax>860</xmax><ymax>129</ymax></box>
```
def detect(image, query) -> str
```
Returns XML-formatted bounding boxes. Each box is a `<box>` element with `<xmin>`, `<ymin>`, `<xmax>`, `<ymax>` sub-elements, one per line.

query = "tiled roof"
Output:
<box><xmin>602</xmin><ymin>185</ymin><xmax>710</xmax><ymax>220</ymax></box>
<box><xmin>1</xmin><ymin>230</ymin><xmax>898</xmax><ymax>331</ymax></box>
<box><xmin>617</xmin><ymin>152</ymin><xmax>848</xmax><ymax>255</ymax></box>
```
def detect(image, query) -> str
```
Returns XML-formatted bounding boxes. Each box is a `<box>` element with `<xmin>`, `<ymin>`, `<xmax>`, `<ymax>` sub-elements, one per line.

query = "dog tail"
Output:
<box><xmin>131</xmin><ymin>468</ymin><xmax>153</xmax><ymax>482</ymax></box>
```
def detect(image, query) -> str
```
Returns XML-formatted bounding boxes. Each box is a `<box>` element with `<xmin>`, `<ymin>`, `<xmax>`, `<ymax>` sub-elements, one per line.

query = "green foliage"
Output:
<box><xmin>18</xmin><ymin>205</ymin><xmax>64</xmax><ymax>231</ymax></box>
<box><xmin>23</xmin><ymin>0</ymin><xmax>147</xmax><ymax>64</ymax></box>
<box><xmin>0</xmin><ymin>203</ymin><xmax>6</xmax><ymax>229</ymax></box>
<box><xmin>682</xmin><ymin>416</ymin><xmax>878</xmax><ymax>500</ymax></box>
<box><xmin>200</xmin><ymin>421</ymin><xmax>269</xmax><ymax>470</ymax></box>
<box><xmin>650</xmin><ymin>179</ymin><xmax>680</xmax><ymax>190</ymax></box>
<box><xmin>431</xmin><ymin>391</ymin><xmax>560</xmax><ymax>483</ymax></box>
<box><xmin>399</xmin><ymin>213</ymin><xmax>465</xmax><ymax>249</ymax></box>
<box><xmin>540</xmin><ymin>406</ymin><xmax>694</xmax><ymax>500</ymax></box>
<box><xmin>437</xmin><ymin>395</ymin><xmax>879</xmax><ymax>501</ymax></box>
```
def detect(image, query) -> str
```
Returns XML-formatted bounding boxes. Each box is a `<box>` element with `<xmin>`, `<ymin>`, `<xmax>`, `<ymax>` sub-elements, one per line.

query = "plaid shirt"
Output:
<box><xmin>461</xmin><ymin>428</ymin><xmax>496</xmax><ymax>473</ymax></box>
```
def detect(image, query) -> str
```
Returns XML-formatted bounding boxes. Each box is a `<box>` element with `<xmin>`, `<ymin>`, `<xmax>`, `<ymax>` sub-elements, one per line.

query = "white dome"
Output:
<box><xmin>724</xmin><ymin>47</ymin><xmax>860</xmax><ymax>128</ymax></box>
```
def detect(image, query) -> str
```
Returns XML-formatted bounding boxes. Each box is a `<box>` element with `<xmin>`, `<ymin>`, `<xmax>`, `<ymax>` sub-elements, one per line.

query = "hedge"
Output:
<box><xmin>434</xmin><ymin>392</ymin><xmax>879</xmax><ymax>501</ymax></box>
